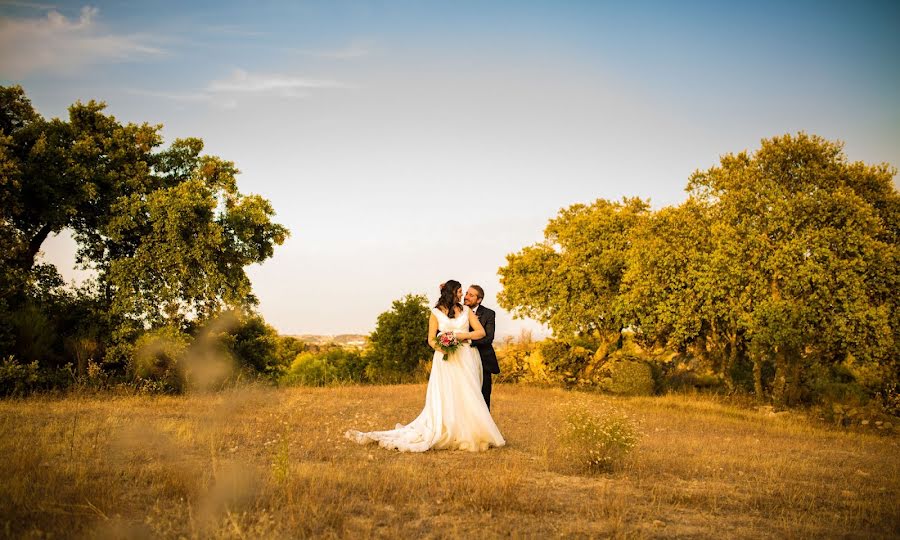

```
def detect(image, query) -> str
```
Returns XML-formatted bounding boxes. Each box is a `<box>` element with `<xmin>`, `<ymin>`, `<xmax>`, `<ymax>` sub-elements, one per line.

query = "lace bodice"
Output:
<box><xmin>432</xmin><ymin>305</ymin><xmax>470</xmax><ymax>333</ymax></box>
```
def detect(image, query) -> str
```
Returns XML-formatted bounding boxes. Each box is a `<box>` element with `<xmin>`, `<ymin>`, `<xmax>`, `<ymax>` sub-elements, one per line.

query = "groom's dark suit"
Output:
<box><xmin>470</xmin><ymin>305</ymin><xmax>500</xmax><ymax>409</ymax></box>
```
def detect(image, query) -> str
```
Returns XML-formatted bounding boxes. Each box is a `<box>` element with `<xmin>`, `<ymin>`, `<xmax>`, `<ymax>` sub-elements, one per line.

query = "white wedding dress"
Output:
<box><xmin>345</xmin><ymin>305</ymin><xmax>505</xmax><ymax>452</ymax></box>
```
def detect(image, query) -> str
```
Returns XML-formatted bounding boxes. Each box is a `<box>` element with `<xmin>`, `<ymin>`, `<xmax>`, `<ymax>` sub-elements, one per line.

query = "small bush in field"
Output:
<box><xmin>596</xmin><ymin>358</ymin><xmax>654</xmax><ymax>396</ymax></box>
<box><xmin>539</xmin><ymin>339</ymin><xmax>595</xmax><ymax>387</ymax></box>
<box><xmin>0</xmin><ymin>356</ymin><xmax>40</xmax><ymax>396</ymax></box>
<box><xmin>281</xmin><ymin>348</ymin><xmax>367</xmax><ymax>386</ymax></box>
<box><xmin>553</xmin><ymin>403</ymin><xmax>640</xmax><ymax>474</ymax></box>
<box><xmin>130</xmin><ymin>327</ymin><xmax>190</xmax><ymax>393</ymax></box>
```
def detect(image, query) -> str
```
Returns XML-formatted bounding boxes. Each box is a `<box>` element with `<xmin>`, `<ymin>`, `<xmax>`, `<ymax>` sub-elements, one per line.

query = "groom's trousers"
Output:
<box><xmin>482</xmin><ymin>368</ymin><xmax>492</xmax><ymax>410</ymax></box>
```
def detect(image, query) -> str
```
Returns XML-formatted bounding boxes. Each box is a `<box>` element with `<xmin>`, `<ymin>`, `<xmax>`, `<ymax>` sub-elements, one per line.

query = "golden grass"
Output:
<box><xmin>0</xmin><ymin>385</ymin><xmax>897</xmax><ymax>538</ymax></box>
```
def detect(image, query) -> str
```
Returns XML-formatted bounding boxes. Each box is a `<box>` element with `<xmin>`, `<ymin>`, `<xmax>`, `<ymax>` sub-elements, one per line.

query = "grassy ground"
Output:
<box><xmin>0</xmin><ymin>384</ymin><xmax>897</xmax><ymax>538</ymax></box>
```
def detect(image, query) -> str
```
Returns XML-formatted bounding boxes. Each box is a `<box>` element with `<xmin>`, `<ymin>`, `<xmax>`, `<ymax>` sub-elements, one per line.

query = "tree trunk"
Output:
<box><xmin>752</xmin><ymin>356</ymin><xmax>764</xmax><ymax>401</ymax></box>
<box><xmin>786</xmin><ymin>352</ymin><xmax>803</xmax><ymax>406</ymax></box>
<box><xmin>772</xmin><ymin>347</ymin><xmax>789</xmax><ymax>409</ymax></box>
<box><xmin>23</xmin><ymin>223</ymin><xmax>53</xmax><ymax>270</ymax></box>
<box><xmin>724</xmin><ymin>331</ymin><xmax>738</xmax><ymax>392</ymax></box>
<box><xmin>706</xmin><ymin>321</ymin><xmax>730</xmax><ymax>382</ymax></box>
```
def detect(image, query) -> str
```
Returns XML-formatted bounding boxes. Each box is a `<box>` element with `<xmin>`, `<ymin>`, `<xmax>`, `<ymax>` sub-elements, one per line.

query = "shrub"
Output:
<box><xmin>882</xmin><ymin>382</ymin><xmax>900</xmax><ymax>418</ymax></box>
<box><xmin>803</xmin><ymin>361</ymin><xmax>869</xmax><ymax>407</ymax></box>
<box><xmin>281</xmin><ymin>348</ymin><xmax>367</xmax><ymax>386</ymax></box>
<box><xmin>366</xmin><ymin>294</ymin><xmax>431</xmax><ymax>376</ymax></box>
<box><xmin>221</xmin><ymin>313</ymin><xmax>286</xmax><ymax>379</ymax></box>
<box><xmin>130</xmin><ymin>327</ymin><xmax>191</xmax><ymax>393</ymax></box>
<box><xmin>0</xmin><ymin>356</ymin><xmax>40</xmax><ymax>397</ymax></box>
<box><xmin>8</xmin><ymin>303</ymin><xmax>57</xmax><ymax>365</ymax></box>
<box><xmin>551</xmin><ymin>402</ymin><xmax>640</xmax><ymax>474</ymax></box>
<box><xmin>496</xmin><ymin>333</ymin><xmax>541</xmax><ymax>383</ymax></box>
<box><xmin>596</xmin><ymin>358</ymin><xmax>655</xmax><ymax>396</ymax></box>
<box><xmin>0</xmin><ymin>356</ymin><xmax>74</xmax><ymax>396</ymax></box>
<box><xmin>496</xmin><ymin>345</ymin><xmax>528</xmax><ymax>383</ymax></box>
<box><xmin>539</xmin><ymin>339</ymin><xmax>595</xmax><ymax>387</ymax></box>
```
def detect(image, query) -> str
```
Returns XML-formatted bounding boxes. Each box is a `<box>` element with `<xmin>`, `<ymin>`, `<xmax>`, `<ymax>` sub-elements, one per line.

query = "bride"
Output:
<box><xmin>345</xmin><ymin>280</ymin><xmax>505</xmax><ymax>452</ymax></box>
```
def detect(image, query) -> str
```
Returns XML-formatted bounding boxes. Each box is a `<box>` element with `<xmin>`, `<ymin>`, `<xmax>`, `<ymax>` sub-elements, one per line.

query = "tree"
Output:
<box><xmin>498</xmin><ymin>197</ymin><xmax>650</xmax><ymax>339</ymax></box>
<box><xmin>0</xmin><ymin>85</ymin><xmax>289</xmax><ymax>370</ymax></box>
<box><xmin>1</xmin><ymin>87</ymin><xmax>162</xmax><ymax>274</ymax></box>
<box><xmin>103</xmin><ymin>148</ymin><xmax>289</xmax><ymax>330</ymax></box>
<box><xmin>621</xmin><ymin>198</ymin><xmax>756</xmax><ymax>390</ymax></box>
<box><xmin>621</xmin><ymin>201</ymin><xmax>711</xmax><ymax>345</ymax></box>
<box><xmin>365</xmin><ymin>294</ymin><xmax>432</xmax><ymax>379</ymax></box>
<box><xmin>499</xmin><ymin>132</ymin><xmax>898</xmax><ymax>407</ymax></box>
<box><xmin>688</xmin><ymin>133</ymin><xmax>898</xmax><ymax>405</ymax></box>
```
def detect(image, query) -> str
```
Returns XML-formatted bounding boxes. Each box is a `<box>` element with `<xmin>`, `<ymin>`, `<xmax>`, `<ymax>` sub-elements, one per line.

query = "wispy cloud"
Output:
<box><xmin>207</xmin><ymin>68</ymin><xmax>348</xmax><ymax>93</ymax></box>
<box><xmin>129</xmin><ymin>68</ymin><xmax>350</xmax><ymax>109</ymax></box>
<box><xmin>0</xmin><ymin>5</ymin><xmax>164</xmax><ymax>78</ymax></box>
<box><xmin>293</xmin><ymin>39</ymin><xmax>376</xmax><ymax>59</ymax></box>
<box><xmin>127</xmin><ymin>88</ymin><xmax>210</xmax><ymax>102</ymax></box>
<box><xmin>127</xmin><ymin>87</ymin><xmax>238</xmax><ymax>109</ymax></box>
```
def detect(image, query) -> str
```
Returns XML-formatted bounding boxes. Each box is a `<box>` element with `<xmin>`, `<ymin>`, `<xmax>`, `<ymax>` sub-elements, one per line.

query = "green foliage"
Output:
<box><xmin>104</xmin><ymin>152</ymin><xmax>288</xmax><ymax>328</ymax></box>
<box><xmin>275</xmin><ymin>336</ymin><xmax>306</xmax><ymax>370</ymax></box>
<box><xmin>73</xmin><ymin>360</ymin><xmax>112</xmax><ymax>392</ymax></box>
<box><xmin>219</xmin><ymin>313</ymin><xmax>285</xmax><ymax>378</ymax></box>
<box><xmin>365</xmin><ymin>294</ymin><xmax>432</xmax><ymax>380</ymax></box>
<box><xmin>621</xmin><ymin>200</ymin><xmax>713</xmax><ymax>351</ymax></box>
<box><xmin>538</xmin><ymin>339</ymin><xmax>596</xmax><ymax>387</ymax></box>
<box><xmin>496</xmin><ymin>333</ymin><xmax>536</xmax><ymax>383</ymax></box>
<box><xmin>0</xmin><ymin>85</ymin><xmax>289</xmax><ymax>389</ymax></box>
<box><xmin>7</xmin><ymin>303</ymin><xmax>56</xmax><ymax>365</ymax></box>
<box><xmin>596</xmin><ymin>358</ymin><xmax>655</xmax><ymax>396</ymax></box>
<box><xmin>686</xmin><ymin>133</ymin><xmax>898</xmax><ymax>405</ymax></box>
<box><xmin>125</xmin><ymin>312</ymin><xmax>301</xmax><ymax>393</ymax></box>
<box><xmin>552</xmin><ymin>402</ymin><xmax>640</xmax><ymax>474</ymax></box>
<box><xmin>498</xmin><ymin>197</ymin><xmax>650</xmax><ymax>338</ymax></box>
<box><xmin>0</xmin><ymin>356</ymin><xmax>74</xmax><ymax>396</ymax></box>
<box><xmin>130</xmin><ymin>326</ymin><xmax>191</xmax><ymax>393</ymax></box>
<box><xmin>281</xmin><ymin>348</ymin><xmax>367</xmax><ymax>387</ymax></box>
<box><xmin>501</xmin><ymin>132</ymin><xmax>898</xmax><ymax>408</ymax></box>
<box><xmin>0</xmin><ymin>356</ymin><xmax>40</xmax><ymax>397</ymax></box>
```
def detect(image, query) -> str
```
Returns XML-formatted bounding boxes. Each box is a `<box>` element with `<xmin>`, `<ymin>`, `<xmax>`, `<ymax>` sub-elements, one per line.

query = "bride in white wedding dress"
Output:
<box><xmin>345</xmin><ymin>280</ymin><xmax>505</xmax><ymax>452</ymax></box>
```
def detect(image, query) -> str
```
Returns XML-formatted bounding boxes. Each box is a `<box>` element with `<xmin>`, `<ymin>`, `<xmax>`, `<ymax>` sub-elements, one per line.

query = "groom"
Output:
<box><xmin>464</xmin><ymin>285</ymin><xmax>500</xmax><ymax>410</ymax></box>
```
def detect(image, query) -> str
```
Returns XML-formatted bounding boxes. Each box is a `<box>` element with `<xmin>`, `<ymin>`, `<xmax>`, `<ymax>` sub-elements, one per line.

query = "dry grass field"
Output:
<box><xmin>0</xmin><ymin>384</ymin><xmax>898</xmax><ymax>538</ymax></box>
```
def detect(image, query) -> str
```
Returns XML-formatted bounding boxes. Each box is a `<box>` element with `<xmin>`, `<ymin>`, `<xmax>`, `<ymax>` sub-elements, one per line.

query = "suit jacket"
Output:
<box><xmin>470</xmin><ymin>305</ymin><xmax>500</xmax><ymax>374</ymax></box>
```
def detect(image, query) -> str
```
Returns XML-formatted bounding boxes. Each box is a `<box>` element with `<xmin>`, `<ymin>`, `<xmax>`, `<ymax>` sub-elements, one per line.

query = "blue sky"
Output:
<box><xmin>2</xmin><ymin>1</ymin><xmax>898</xmax><ymax>336</ymax></box>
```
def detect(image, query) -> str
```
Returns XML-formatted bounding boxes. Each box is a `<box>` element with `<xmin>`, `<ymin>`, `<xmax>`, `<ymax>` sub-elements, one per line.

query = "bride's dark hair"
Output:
<box><xmin>435</xmin><ymin>280</ymin><xmax>463</xmax><ymax>318</ymax></box>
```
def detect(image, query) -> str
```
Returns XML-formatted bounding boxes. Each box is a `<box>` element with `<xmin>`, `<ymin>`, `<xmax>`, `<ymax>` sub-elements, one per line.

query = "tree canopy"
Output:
<box><xmin>0</xmin><ymin>85</ymin><xmax>288</xmax><ymax>371</ymax></box>
<box><xmin>500</xmin><ymin>133</ymin><xmax>898</xmax><ymax>406</ymax></box>
<box><xmin>498</xmin><ymin>197</ymin><xmax>650</xmax><ymax>339</ymax></box>
<box><xmin>365</xmin><ymin>294</ymin><xmax>433</xmax><ymax>379</ymax></box>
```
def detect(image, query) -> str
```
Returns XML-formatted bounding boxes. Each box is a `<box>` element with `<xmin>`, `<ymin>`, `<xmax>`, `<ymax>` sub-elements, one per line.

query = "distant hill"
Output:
<box><xmin>288</xmin><ymin>334</ymin><xmax>368</xmax><ymax>347</ymax></box>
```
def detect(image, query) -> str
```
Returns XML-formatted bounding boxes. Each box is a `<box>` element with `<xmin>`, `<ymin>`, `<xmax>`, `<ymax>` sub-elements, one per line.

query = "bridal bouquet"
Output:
<box><xmin>435</xmin><ymin>331</ymin><xmax>461</xmax><ymax>358</ymax></box>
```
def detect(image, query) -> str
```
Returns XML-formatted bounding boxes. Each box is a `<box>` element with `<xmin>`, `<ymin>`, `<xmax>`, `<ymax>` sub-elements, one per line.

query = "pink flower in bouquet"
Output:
<box><xmin>435</xmin><ymin>331</ymin><xmax>460</xmax><ymax>358</ymax></box>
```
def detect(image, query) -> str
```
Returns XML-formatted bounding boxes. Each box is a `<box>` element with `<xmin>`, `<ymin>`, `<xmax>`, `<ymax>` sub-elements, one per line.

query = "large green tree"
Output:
<box><xmin>0</xmin><ymin>85</ymin><xmax>289</xmax><ymax>366</ymax></box>
<box><xmin>498</xmin><ymin>197</ymin><xmax>650</xmax><ymax>339</ymax></box>
<box><xmin>688</xmin><ymin>133</ymin><xmax>898</xmax><ymax>405</ymax></box>
<box><xmin>621</xmin><ymin>201</ymin><xmax>715</xmax><ymax>349</ymax></box>
<box><xmin>500</xmin><ymin>133</ymin><xmax>898</xmax><ymax>406</ymax></box>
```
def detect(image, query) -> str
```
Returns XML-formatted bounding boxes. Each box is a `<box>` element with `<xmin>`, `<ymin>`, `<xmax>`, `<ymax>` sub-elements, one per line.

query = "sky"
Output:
<box><xmin>2</xmin><ymin>0</ymin><xmax>899</xmax><ymax>337</ymax></box>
